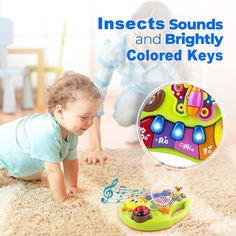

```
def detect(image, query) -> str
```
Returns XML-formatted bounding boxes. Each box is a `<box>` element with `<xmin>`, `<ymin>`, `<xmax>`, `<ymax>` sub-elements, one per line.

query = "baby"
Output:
<box><xmin>0</xmin><ymin>71</ymin><xmax>101</xmax><ymax>208</ymax></box>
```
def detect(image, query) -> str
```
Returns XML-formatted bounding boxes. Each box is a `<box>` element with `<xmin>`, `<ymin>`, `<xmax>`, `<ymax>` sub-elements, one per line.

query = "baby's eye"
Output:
<box><xmin>79</xmin><ymin>116</ymin><xmax>88</xmax><ymax>120</ymax></box>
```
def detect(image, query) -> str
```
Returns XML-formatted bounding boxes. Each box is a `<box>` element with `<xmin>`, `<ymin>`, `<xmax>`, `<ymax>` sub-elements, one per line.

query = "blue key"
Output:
<box><xmin>193</xmin><ymin>125</ymin><xmax>205</xmax><ymax>144</ymax></box>
<box><xmin>150</xmin><ymin>115</ymin><xmax>165</xmax><ymax>134</ymax></box>
<box><xmin>153</xmin><ymin>192</ymin><xmax>161</xmax><ymax>198</ymax></box>
<box><xmin>145</xmin><ymin>195</ymin><xmax>152</xmax><ymax>200</ymax></box>
<box><xmin>171</xmin><ymin>122</ymin><xmax>185</xmax><ymax>141</ymax></box>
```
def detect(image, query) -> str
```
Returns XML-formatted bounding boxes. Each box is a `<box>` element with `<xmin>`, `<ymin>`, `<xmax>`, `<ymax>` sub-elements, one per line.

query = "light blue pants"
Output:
<box><xmin>113</xmin><ymin>90</ymin><xmax>146</xmax><ymax>127</ymax></box>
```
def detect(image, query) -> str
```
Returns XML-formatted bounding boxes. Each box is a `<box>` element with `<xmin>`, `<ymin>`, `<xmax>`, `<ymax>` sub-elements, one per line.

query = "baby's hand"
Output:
<box><xmin>62</xmin><ymin>196</ymin><xmax>83</xmax><ymax>208</ymax></box>
<box><xmin>86</xmin><ymin>150</ymin><xmax>112</xmax><ymax>164</ymax></box>
<box><xmin>67</xmin><ymin>186</ymin><xmax>84</xmax><ymax>196</ymax></box>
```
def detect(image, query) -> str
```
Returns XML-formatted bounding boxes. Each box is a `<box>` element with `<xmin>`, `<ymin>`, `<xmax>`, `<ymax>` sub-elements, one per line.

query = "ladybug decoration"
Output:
<box><xmin>131</xmin><ymin>206</ymin><xmax>152</xmax><ymax>223</ymax></box>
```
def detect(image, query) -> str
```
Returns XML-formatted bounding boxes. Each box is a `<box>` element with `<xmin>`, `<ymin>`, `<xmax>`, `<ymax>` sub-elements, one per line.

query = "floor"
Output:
<box><xmin>1</xmin><ymin>147</ymin><xmax>236</xmax><ymax>235</ymax></box>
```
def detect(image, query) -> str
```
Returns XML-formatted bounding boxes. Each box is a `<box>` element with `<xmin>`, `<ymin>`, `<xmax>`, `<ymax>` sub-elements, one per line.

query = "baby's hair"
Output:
<box><xmin>47</xmin><ymin>71</ymin><xmax>101</xmax><ymax>114</ymax></box>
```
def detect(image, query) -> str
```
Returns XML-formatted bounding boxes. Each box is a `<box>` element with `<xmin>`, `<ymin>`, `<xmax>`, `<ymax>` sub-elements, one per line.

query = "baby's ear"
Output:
<box><xmin>54</xmin><ymin>105</ymin><xmax>64</xmax><ymax>118</ymax></box>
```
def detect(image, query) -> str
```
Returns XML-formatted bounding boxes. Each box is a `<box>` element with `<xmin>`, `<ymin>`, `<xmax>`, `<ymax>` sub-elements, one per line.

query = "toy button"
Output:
<box><xmin>145</xmin><ymin>194</ymin><xmax>152</xmax><ymax>200</ymax></box>
<box><xmin>171</xmin><ymin>122</ymin><xmax>185</xmax><ymax>141</ymax></box>
<box><xmin>199</xmin><ymin>125</ymin><xmax>216</xmax><ymax>160</ymax></box>
<box><xmin>131</xmin><ymin>206</ymin><xmax>152</xmax><ymax>223</ymax></box>
<box><xmin>192</xmin><ymin>125</ymin><xmax>205</xmax><ymax>144</ymax></box>
<box><xmin>152</xmin><ymin>121</ymin><xmax>175</xmax><ymax>148</ymax></box>
<box><xmin>140</xmin><ymin>117</ymin><xmax>155</xmax><ymax>148</ymax></box>
<box><xmin>150</xmin><ymin>115</ymin><xmax>165</xmax><ymax>134</ymax></box>
<box><xmin>174</xmin><ymin>128</ymin><xmax>199</xmax><ymax>158</ymax></box>
<box><xmin>153</xmin><ymin>192</ymin><xmax>161</xmax><ymax>198</ymax></box>
<box><xmin>162</xmin><ymin>189</ymin><xmax>172</xmax><ymax>196</ymax></box>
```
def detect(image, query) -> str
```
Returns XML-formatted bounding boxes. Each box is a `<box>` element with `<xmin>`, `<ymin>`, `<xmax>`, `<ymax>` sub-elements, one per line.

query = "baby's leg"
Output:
<box><xmin>113</xmin><ymin>90</ymin><xmax>146</xmax><ymax>127</ymax></box>
<box><xmin>0</xmin><ymin>167</ymin><xmax>11</xmax><ymax>186</ymax></box>
<box><xmin>18</xmin><ymin>172</ymin><xmax>42</xmax><ymax>181</ymax></box>
<box><xmin>1</xmin><ymin>166</ymin><xmax>41</xmax><ymax>182</ymax></box>
<box><xmin>0</xmin><ymin>166</ymin><xmax>10</xmax><ymax>178</ymax></box>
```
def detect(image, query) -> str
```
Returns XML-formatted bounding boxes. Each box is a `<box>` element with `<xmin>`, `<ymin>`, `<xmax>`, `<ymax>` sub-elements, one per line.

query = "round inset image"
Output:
<box><xmin>138</xmin><ymin>82</ymin><xmax>224</xmax><ymax>169</ymax></box>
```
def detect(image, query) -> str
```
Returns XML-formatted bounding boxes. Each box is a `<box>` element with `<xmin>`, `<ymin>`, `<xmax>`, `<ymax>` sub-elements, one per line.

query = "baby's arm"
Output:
<box><xmin>63</xmin><ymin>159</ymin><xmax>79</xmax><ymax>193</ymax></box>
<box><xmin>44</xmin><ymin>161</ymin><xmax>82</xmax><ymax>207</ymax></box>
<box><xmin>44</xmin><ymin>162</ymin><xmax>67</xmax><ymax>202</ymax></box>
<box><xmin>87</xmin><ymin>116</ymin><xmax>111</xmax><ymax>164</ymax></box>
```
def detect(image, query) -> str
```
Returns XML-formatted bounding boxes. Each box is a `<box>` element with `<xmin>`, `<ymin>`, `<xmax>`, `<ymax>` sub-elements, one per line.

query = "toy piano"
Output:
<box><xmin>119</xmin><ymin>187</ymin><xmax>190</xmax><ymax>231</ymax></box>
<box><xmin>139</xmin><ymin>83</ymin><xmax>223</xmax><ymax>164</ymax></box>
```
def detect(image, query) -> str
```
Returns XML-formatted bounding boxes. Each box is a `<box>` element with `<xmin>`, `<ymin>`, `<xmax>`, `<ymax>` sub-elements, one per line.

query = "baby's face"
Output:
<box><xmin>60</xmin><ymin>97</ymin><xmax>100</xmax><ymax>136</ymax></box>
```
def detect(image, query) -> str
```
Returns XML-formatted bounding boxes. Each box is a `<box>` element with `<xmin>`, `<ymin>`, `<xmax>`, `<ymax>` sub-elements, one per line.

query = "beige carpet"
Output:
<box><xmin>0</xmin><ymin>146</ymin><xmax>236</xmax><ymax>236</ymax></box>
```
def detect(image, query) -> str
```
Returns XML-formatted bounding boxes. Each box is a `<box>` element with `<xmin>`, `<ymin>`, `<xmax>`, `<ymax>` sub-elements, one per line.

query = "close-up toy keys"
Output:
<box><xmin>139</xmin><ymin>83</ymin><xmax>223</xmax><ymax>168</ymax></box>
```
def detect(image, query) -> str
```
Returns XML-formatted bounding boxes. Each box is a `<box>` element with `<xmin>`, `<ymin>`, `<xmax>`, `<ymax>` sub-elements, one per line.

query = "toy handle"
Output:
<box><xmin>171</xmin><ymin>201</ymin><xmax>190</xmax><ymax>225</ymax></box>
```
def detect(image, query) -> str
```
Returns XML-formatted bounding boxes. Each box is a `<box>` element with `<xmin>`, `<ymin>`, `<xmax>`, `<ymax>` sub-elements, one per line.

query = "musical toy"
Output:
<box><xmin>119</xmin><ymin>187</ymin><xmax>190</xmax><ymax>231</ymax></box>
<box><xmin>139</xmin><ymin>83</ymin><xmax>223</xmax><ymax>164</ymax></box>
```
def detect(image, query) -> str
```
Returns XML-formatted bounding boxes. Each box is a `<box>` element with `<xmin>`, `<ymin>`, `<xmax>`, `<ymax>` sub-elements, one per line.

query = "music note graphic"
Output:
<box><xmin>100</xmin><ymin>173</ymin><xmax>146</xmax><ymax>204</ymax></box>
<box><xmin>133</xmin><ymin>189</ymin><xmax>139</xmax><ymax>197</ymax></box>
<box><xmin>128</xmin><ymin>192</ymin><xmax>134</xmax><ymax>199</ymax></box>
<box><xmin>101</xmin><ymin>178</ymin><xmax>119</xmax><ymax>203</ymax></box>
<box><xmin>116</xmin><ymin>185</ymin><xmax>126</xmax><ymax>195</ymax></box>
<box><xmin>139</xmin><ymin>188</ymin><xmax>145</xmax><ymax>195</ymax></box>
